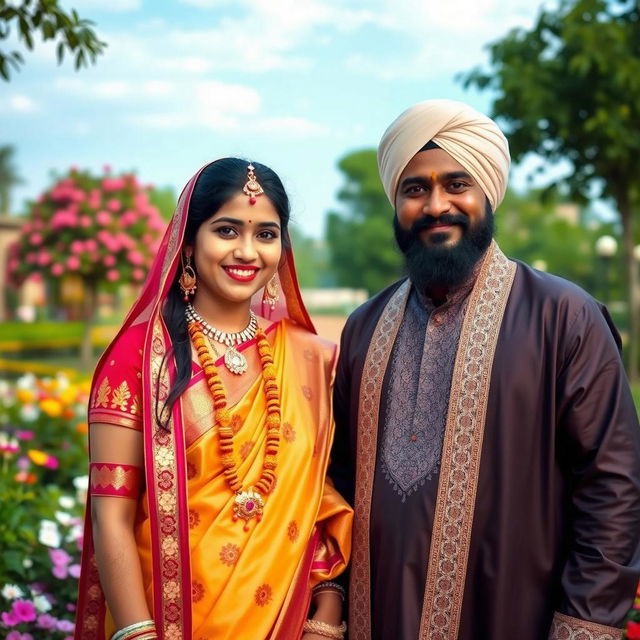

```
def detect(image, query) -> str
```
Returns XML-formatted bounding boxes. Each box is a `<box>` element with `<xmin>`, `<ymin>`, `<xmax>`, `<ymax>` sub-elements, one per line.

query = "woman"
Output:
<box><xmin>75</xmin><ymin>159</ymin><xmax>353</xmax><ymax>640</ymax></box>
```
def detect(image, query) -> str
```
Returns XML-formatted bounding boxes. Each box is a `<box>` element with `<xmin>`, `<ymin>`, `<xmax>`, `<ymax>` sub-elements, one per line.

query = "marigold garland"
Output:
<box><xmin>187</xmin><ymin>321</ymin><xmax>281</xmax><ymax>528</ymax></box>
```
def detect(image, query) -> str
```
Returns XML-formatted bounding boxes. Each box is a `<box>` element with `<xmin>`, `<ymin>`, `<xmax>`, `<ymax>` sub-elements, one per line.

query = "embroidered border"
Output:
<box><xmin>418</xmin><ymin>242</ymin><xmax>516</xmax><ymax>640</ymax></box>
<box><xmin>349</xmin><ymin>280</ymin><xmax>411</xmax><ymax>640</ymax></box>
<box><xmin>548</xmin><ymin>612</ymin><xmax>622</xmax><ymax>640</ymax></box>
<box><xmin>148</xmin><ymin>322</ymin><xmax>189</xmax><ymax>640</ymax></box>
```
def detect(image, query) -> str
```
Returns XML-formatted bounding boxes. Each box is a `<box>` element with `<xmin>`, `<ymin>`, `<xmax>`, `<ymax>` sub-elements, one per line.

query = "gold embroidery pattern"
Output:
<box><xmin>350</xmin><ymin>280</ymin><xmax>411</xmax><ymax>640</ymax></box>
<box><xmin>219</xmin><ymin>543</ymin><xmax>240</xmax><ymax>566</ymax></box>
<box><xmin>150</xmin><ymin>321</ymin><xmax>186</xmax><ymax>638</ymax></box>
<box><xmin>282</xmin><ymin>422</ymin><xmax>296</xmax><ymax>443</ymax></box>
<box><xmin>419</xmin><ymin>243</ymin><xmax>516</xmax><ymax>640</ymax></box>
<box><xmin>287</xmin><ymin>520</ymin><xmax>299</xmax><ymax>542</ymax></box>
<box><xmin>548</xmin><ymin>612</ymin><xmax>622</xmax><ymax>640</ymax></box>
<box><xmin>90</xmin><ymin>464</ymin><xmax>140</xmax><ymax>492</ymax></box>
<box><xmin>94</xmin><ymin>377</ymin><xmax>111</xmax><ymax>408</ymax></box>
<box><xmin>110</xmin><ymin>381</ymin><xmax>131</xmax><ymax>411</ymax></box>
<box><xmin>131</xmin><ymin>395</ymin><xmax>141</xmax><ymax>415</ymax></box>
<box><xmin>78</xmin><ymin>555</ymin><xmax>102</xmax><ymax>638</ymax></box>
<box><xmin>192</xmin><ymin>581</ymin><xmax>205</xmax><ymax>604</ymax></box>
<box><xmin>255</xmin><ymin>583</ymin><xmax>273</xmax><ymax>607</ymax></box>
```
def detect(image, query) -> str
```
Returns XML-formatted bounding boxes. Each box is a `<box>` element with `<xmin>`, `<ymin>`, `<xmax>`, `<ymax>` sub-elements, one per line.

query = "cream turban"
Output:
<box><xmin>377</xmin><ymin>99</ymin><xmax>510</xmax><ymax>211</ymax></box>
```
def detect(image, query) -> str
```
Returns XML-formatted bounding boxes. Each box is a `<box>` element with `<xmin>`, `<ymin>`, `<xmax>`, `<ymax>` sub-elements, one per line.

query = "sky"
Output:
<box><xmin>2</xmin><ymin>0</ymin><xmax>557</xmax><ymax>238</ymax></box>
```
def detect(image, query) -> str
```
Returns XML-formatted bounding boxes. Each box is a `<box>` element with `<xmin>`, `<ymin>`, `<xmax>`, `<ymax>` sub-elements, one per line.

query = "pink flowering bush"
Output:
<box><xmin>9</xmin><ymin>166</ymin><xmax>166</xmax><ymax>290</ymax></box>
<box><xmin>1</xmin><ymin>375</ymin><xmax>89</xmax><ymax>638</ymax></box>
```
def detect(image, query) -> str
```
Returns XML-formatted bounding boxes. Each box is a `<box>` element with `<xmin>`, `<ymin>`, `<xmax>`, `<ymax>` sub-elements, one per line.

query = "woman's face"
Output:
<box><xmin>190</xmin><ymin>192</ymin><xmax>283</xmax><ymax>308</ymax></box>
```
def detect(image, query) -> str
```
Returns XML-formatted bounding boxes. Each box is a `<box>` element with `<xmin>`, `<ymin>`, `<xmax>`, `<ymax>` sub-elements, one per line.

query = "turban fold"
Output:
<box><xmin>377</xmin><ymin>99</ymin><xmax>510</xmax><ymax>211</ymax></box>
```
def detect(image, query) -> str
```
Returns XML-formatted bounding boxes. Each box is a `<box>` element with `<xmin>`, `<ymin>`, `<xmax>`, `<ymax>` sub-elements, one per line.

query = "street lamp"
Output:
<box><xmin>595</xmin><ymin>235</ymin><xmax>618</xmax><ymax>304</ymax></box>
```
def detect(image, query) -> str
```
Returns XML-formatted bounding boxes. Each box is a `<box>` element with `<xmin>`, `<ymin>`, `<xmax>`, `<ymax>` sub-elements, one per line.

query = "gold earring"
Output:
<box><xmin>179</xmin><ymin>253</ymin><xmax>197</xmax><ymax>301</ymax></box>
<box><xmin>263</xmin><ymin>274</ymin><xmax>279</xmax><ymax>309</ymax></box>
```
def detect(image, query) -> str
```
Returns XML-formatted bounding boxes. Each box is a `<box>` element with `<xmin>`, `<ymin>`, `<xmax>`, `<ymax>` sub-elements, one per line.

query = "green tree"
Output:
<box><xmin>497</xmin><ymin>189</ymin><xmax>621</xmax><ymax>299</ymax></box>
<box><xmin>0</xmin><ymin>0</ymin><xmax>106</xmax><ymax>80</ymax></box>
<box><xmin>0</xmin><ymin>145</ymin><xmax>23</xmax><ymax>213</ymax></box>
<box><xmin>325</xmin><ymin>149</ymin><xmax>403</xmax><ymax>295</ymax></box>
<box><xmin>462</xmin><ymin>0</ymin><xmax>640</xmax><ymax>379</ymax></box>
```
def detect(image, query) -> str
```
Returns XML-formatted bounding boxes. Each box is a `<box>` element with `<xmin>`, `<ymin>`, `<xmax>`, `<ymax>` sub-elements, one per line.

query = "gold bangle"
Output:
<box><xmin>111</xmin><ymin>620</ymin><xmax>156</xmax><ymax>640</ymax></box>
<box><xmin>302</xmin><ymin>619</ymin><xmax>347</xmax><ymax>639</ymax></box>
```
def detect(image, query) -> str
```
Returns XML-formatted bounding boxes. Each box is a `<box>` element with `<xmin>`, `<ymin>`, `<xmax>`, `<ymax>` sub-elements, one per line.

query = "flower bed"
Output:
<box><xmin>0</xmin><ymin>373</ymin><xmax>90</xmax><ymax>639</ymax></box>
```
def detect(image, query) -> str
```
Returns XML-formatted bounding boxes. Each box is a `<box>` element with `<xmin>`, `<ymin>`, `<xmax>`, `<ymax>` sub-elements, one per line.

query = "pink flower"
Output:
<box><xmin>68</xmin><ymin>563</ymin><xmax>81</xmax><ymax>578</ymax></box>
<box><xmin>49</xmin><ymin>548</ymin><xmax>72</xmax><ymax>566</ymax></box>
<box><xmin>37</xmin><ymin>614</ymin><xmax>57</xmax><ymax>629</ymax></box>
<box><xmin>12</xmin><ymin>599</ymin><xmax>37</xmax><ymax>622</ymax></box>
<box><xmin>96</xmin><ymin>210</ymin><xmax>112</xmax><ymax>226</ymax></box>
<box><xmin>66</xmin><ymin>256</ymin><xmax>80</xmax><ymax>270</ymax></box>
<box><xmin>80</xmin><ymin>215</ymin><xmax>92</xmax><ymax>228</ymax></box>
<box><xmin>120</xmin><ymin>210</ymin><xmax>137</xmax><ymax>226</ymax></box>
<box><xmin>103</xmin><ymin>164</ymin><xmax>112</xmax><ymax>174</ymax></box>
<box><xmin>85</xmin><ymin>239</ymin><xmax>97</xmax><ymax>252</ymax></box>
<box><xmin>29</xmin><ymin>232</ymin><xmax>43</xmax><ymax>246</ymax></box>
<box><xmin>2</xmin><ymin>610</ymin><xmax>19</xmax><ymax>626</ymax></box>
<box><xmin>26</xmin><ymin>252</ymin><xmax>37</xmax><ymax>264</ymax></box>
<box><xmin>133</xmin><ymin>268</ymin><xmax>145</xmax><ymax>282</ymax></box>
<box><xmin>57</xmin><ymin>619</ymin><xmax>74</xmax><ymax>632</ymax></box>
<box><xmin>103</xmin><ymin>255</ymin><xmax>116</xmax><ymax>267</ymax></box>
<box><xmin>7</xmin><ymin>631</ymin><xmax>33</xmax><ymax>640</ymax></box>
<box><xmin>102</xmin><ymin>177</ymin><xmax>125</xmax><ymax>192</ymax></box>
<box><xmin>51</xmin><ymin>264</ymin><xmax>64</xmax><ymax>276</ymax></box>
<box><xmin>134</xmin><ymin>193</ymin><xmax>149</xmax><ymax>209</ymax></box>
<box><xmin>44</xmin><ymin>454</ymin><xmax>59</xmax><ymax>469</ymax></box>
<box><xmin>106</xmin><ymin>269</ymin><xmax>120</xmax><ymax>282</ymax></box>
<box><xmin>70</xmin><ymin>240</ymin><xmax>84</xmax><ymax>254</ymax></box>
<box><xmin>15</xmin><ymin>430</ymin><xmax>34</xmax><ymax>440</ymax></box>
<box><xmin>37</xmin><ymin>251</ymin><xmax>52</xmax><ymax>266</ymax></box>
<box><xmin>106</xmin><ymin>198</ymin><xmax>121</xmax><ymax>212</ymax></box>
<box><xmin>52</xmin><ymin>564</ymin><xmax>68</xmax><ymax>579</ymax></box>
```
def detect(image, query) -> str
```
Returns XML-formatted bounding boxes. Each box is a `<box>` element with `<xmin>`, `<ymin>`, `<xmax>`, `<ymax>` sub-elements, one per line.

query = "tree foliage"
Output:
<box><xmin>0</xmin><ymin>0</ymin><xmax>107</xmax><ymax>81</ymax></box>
<box><xmin>325</xmin><ymin>149</ymin><xmax>403</xmax><ymax>295</ymax></box>
<box><xmin>461</xmin><ymin>0</ymin><xmax>640</xmax><ymax>378</ymax></box>
<box><xmin>0</xmin><ymin>145</ymin><xmax>23</xmax><ymax>213</ymax></box>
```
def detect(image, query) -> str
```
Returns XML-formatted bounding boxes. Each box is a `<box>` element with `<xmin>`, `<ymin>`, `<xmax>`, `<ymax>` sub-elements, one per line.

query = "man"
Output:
<box><xmin>331</xmin><ymin>99</ymin><xmax>640</xmax><ymax>640</ymax></box>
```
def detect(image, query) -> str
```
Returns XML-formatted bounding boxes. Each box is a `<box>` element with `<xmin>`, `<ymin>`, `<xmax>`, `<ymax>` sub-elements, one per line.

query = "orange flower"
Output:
<box><xmin>16</xmin><ymin>389</ymin><xmax>35</xmax><ymax>404</ymax></box>
<box><xmin>76</xmin><ymin>422</ymin><xmax>88</xmax><ymax>434</ymax></box>
<box><xmin>15</xmin><ymin>471</ymin><xmax>37</xmax><ymax>484</ymax></box>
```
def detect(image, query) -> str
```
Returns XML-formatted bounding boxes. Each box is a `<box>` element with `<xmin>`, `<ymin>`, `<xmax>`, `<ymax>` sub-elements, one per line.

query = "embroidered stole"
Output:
<box><xmin>349</xmin><ymin>242</ymin><xmax>516</xmax><ymax>640</ymax></box>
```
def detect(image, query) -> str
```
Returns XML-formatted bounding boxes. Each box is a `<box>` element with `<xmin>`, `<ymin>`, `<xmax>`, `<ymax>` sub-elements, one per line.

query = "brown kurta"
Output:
<box><xmin>331</xmin><ymin>250</ymin><xmax>640</xmax><ymax>640</ymax></box>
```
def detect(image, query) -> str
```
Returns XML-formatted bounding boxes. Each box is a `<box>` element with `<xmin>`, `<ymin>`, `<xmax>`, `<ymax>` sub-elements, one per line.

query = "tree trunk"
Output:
<box><xmin>80</xmin><ymin>280</ymin><xmax>97</xmax><ymax>370</ymax></box>
<box><xmin>617</xmin><ymin>188</ymin><xmax>639</xmax><ymax>382</ymax></box>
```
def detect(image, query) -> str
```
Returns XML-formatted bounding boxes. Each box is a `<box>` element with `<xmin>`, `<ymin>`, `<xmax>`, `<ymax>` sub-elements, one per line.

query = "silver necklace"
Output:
<box><xmin>185</xmin><ymin>304</ymin><xmax>258</xmax><ymax>375</ymax></box>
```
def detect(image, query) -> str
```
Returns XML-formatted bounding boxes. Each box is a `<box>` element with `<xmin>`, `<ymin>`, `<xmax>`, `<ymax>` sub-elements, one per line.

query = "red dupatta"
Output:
<box><xmin>75</xmin><ymin>160</ymin><xmax>316</xmax><ymax>640</ymax></box>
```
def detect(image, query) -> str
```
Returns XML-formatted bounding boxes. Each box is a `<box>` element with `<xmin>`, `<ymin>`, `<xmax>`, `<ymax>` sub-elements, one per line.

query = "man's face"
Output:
<box><xmin>393</xmin><ymin>148</ymin><xmax>494</xmax><ymax>291</ymax></box>
<box><xmin>394</xmin><ymin>148</ymin><xmax>488</xmax><ymax>245</ymax></box>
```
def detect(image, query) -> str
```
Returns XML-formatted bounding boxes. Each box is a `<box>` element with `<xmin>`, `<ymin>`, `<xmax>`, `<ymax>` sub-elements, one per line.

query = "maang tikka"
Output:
<box><xmin>179</xmin><ymin>252</ymin><xmax>197</xmax><ymax>301</ymax></box>
<box><xmin>243</xmin><ymin>163</ymin><xmax>264</xmax><ymax>205</ymax></box>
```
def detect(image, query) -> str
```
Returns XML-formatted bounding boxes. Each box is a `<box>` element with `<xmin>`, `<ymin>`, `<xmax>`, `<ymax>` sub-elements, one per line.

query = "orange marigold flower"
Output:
<box><xmin>28</xmin><ymin>449</ymin><xmax>49</xmax><ymax>466</ymax></box>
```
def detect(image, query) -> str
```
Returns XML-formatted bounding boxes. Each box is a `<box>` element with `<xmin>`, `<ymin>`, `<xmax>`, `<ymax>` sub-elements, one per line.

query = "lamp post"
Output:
<box><xmin>595</xmin><ymin>235</ymin><xmax>618</xmax><ymax>305</ymax></box>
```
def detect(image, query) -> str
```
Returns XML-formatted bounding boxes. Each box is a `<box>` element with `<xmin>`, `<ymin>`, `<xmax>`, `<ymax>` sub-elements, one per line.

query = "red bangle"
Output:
<box><xmin>90</xmin><ymin>462</ymin><xmax>142</xmax><ymax>498</ymax></box>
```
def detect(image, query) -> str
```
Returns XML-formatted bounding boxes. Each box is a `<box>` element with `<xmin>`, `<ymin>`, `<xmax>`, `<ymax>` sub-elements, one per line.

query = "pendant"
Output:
<box><xmin>233</xmin><ymin>489</ymin><xmax>264</xmax><ymax>531</ymax></box>
<box><xmin>224</xmin><ymin>346</ymin><xmax>248</xmax><ymax>375</ymax></box>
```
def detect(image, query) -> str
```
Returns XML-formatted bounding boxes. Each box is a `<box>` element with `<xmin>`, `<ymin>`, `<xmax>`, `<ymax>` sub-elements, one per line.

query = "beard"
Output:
<box><xmin>393</xmin><ymin>205</ymin><xmax>494</xmax><ymax>293</ymax></box>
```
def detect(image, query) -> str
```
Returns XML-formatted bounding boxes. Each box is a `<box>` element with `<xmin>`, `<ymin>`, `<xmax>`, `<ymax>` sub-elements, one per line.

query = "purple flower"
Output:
<box><xmin>48</xmin><ymin>548</ymin><xmax>72</xmax><ymax>567</ymax></box>
<box><xmin>7</xmin><ymin>632</ymin><xmax>32</xmax><ymax>640</ymax></box>
<box><xmin>12</xmin><ymin>599</ymin><xmax>36</xmax><ymax>622</ymax></box>
<box><xmin>37</xmin><ymin>614</ymin><xmax>58</xmax><ymax>629</ymax></box>
<box><xmin>1</xmin><ymin>610</ymin><xmax>19</xmax><ymax>626</ymax></box>
<box><xmin>56</xmin><ymin>619</ymin><xmax>75</xmax><ymax>632</ymax></box>
<box><xmin>66</xmin><ymin>603</ymin><xmax>76</xmax><ymax>612</ymax></box>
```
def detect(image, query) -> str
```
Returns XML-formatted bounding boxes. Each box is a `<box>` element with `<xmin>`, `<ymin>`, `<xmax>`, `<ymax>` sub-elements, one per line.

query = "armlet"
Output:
<box><xmin>90</xmin><ymin>462</ymin><xmax>142</xmax><ymax>499</ymax></box>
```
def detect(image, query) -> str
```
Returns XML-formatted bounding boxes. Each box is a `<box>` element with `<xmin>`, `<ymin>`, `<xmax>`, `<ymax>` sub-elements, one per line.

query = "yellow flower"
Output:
<box><xmin>39</xmin><ymin>398</ymin><xmax>63</xmax><ymax>417</ymax></box>
<box><xmin>16</xmin><ymin>389</ymin><xmax>35</xmax><ymax>404</ymax></box>
<box><xmin>59</xmin><ymin>386</ymin><xmax>78</xmax><ymax>406</ymax></box>
<box><xmin>28</xmin><ymin>449</ymin><xmax>49</xmax><ymax>466</ymax></box>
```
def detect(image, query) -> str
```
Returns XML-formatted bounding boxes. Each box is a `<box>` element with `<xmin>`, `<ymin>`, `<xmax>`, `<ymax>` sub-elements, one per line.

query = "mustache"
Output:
<box><xmin>410</xmin><ymin>214</ymin><xmax>469</xmax><ymax>234</ymax></box>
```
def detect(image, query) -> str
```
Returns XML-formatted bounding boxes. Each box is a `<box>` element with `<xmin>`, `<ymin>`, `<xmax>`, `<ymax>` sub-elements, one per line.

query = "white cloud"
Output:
<box><xmin>0</xmin><ymin>94</ymin><xmax>38</xmax><ymax>114</ymax></box>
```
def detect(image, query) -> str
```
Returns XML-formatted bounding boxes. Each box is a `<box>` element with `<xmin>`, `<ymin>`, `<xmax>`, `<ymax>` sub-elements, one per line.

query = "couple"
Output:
<box><xmin>75</xmin><ymin>99</ymin><xmax>640</xmax><ymax>640</ymax></box>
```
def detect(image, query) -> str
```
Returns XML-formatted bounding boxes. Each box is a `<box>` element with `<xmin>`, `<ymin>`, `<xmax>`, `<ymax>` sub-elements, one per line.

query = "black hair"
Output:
<box><xmin>156</xmin><ymin>158</ymin><xmax>290</xmax><ymax>429</ymax></box>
